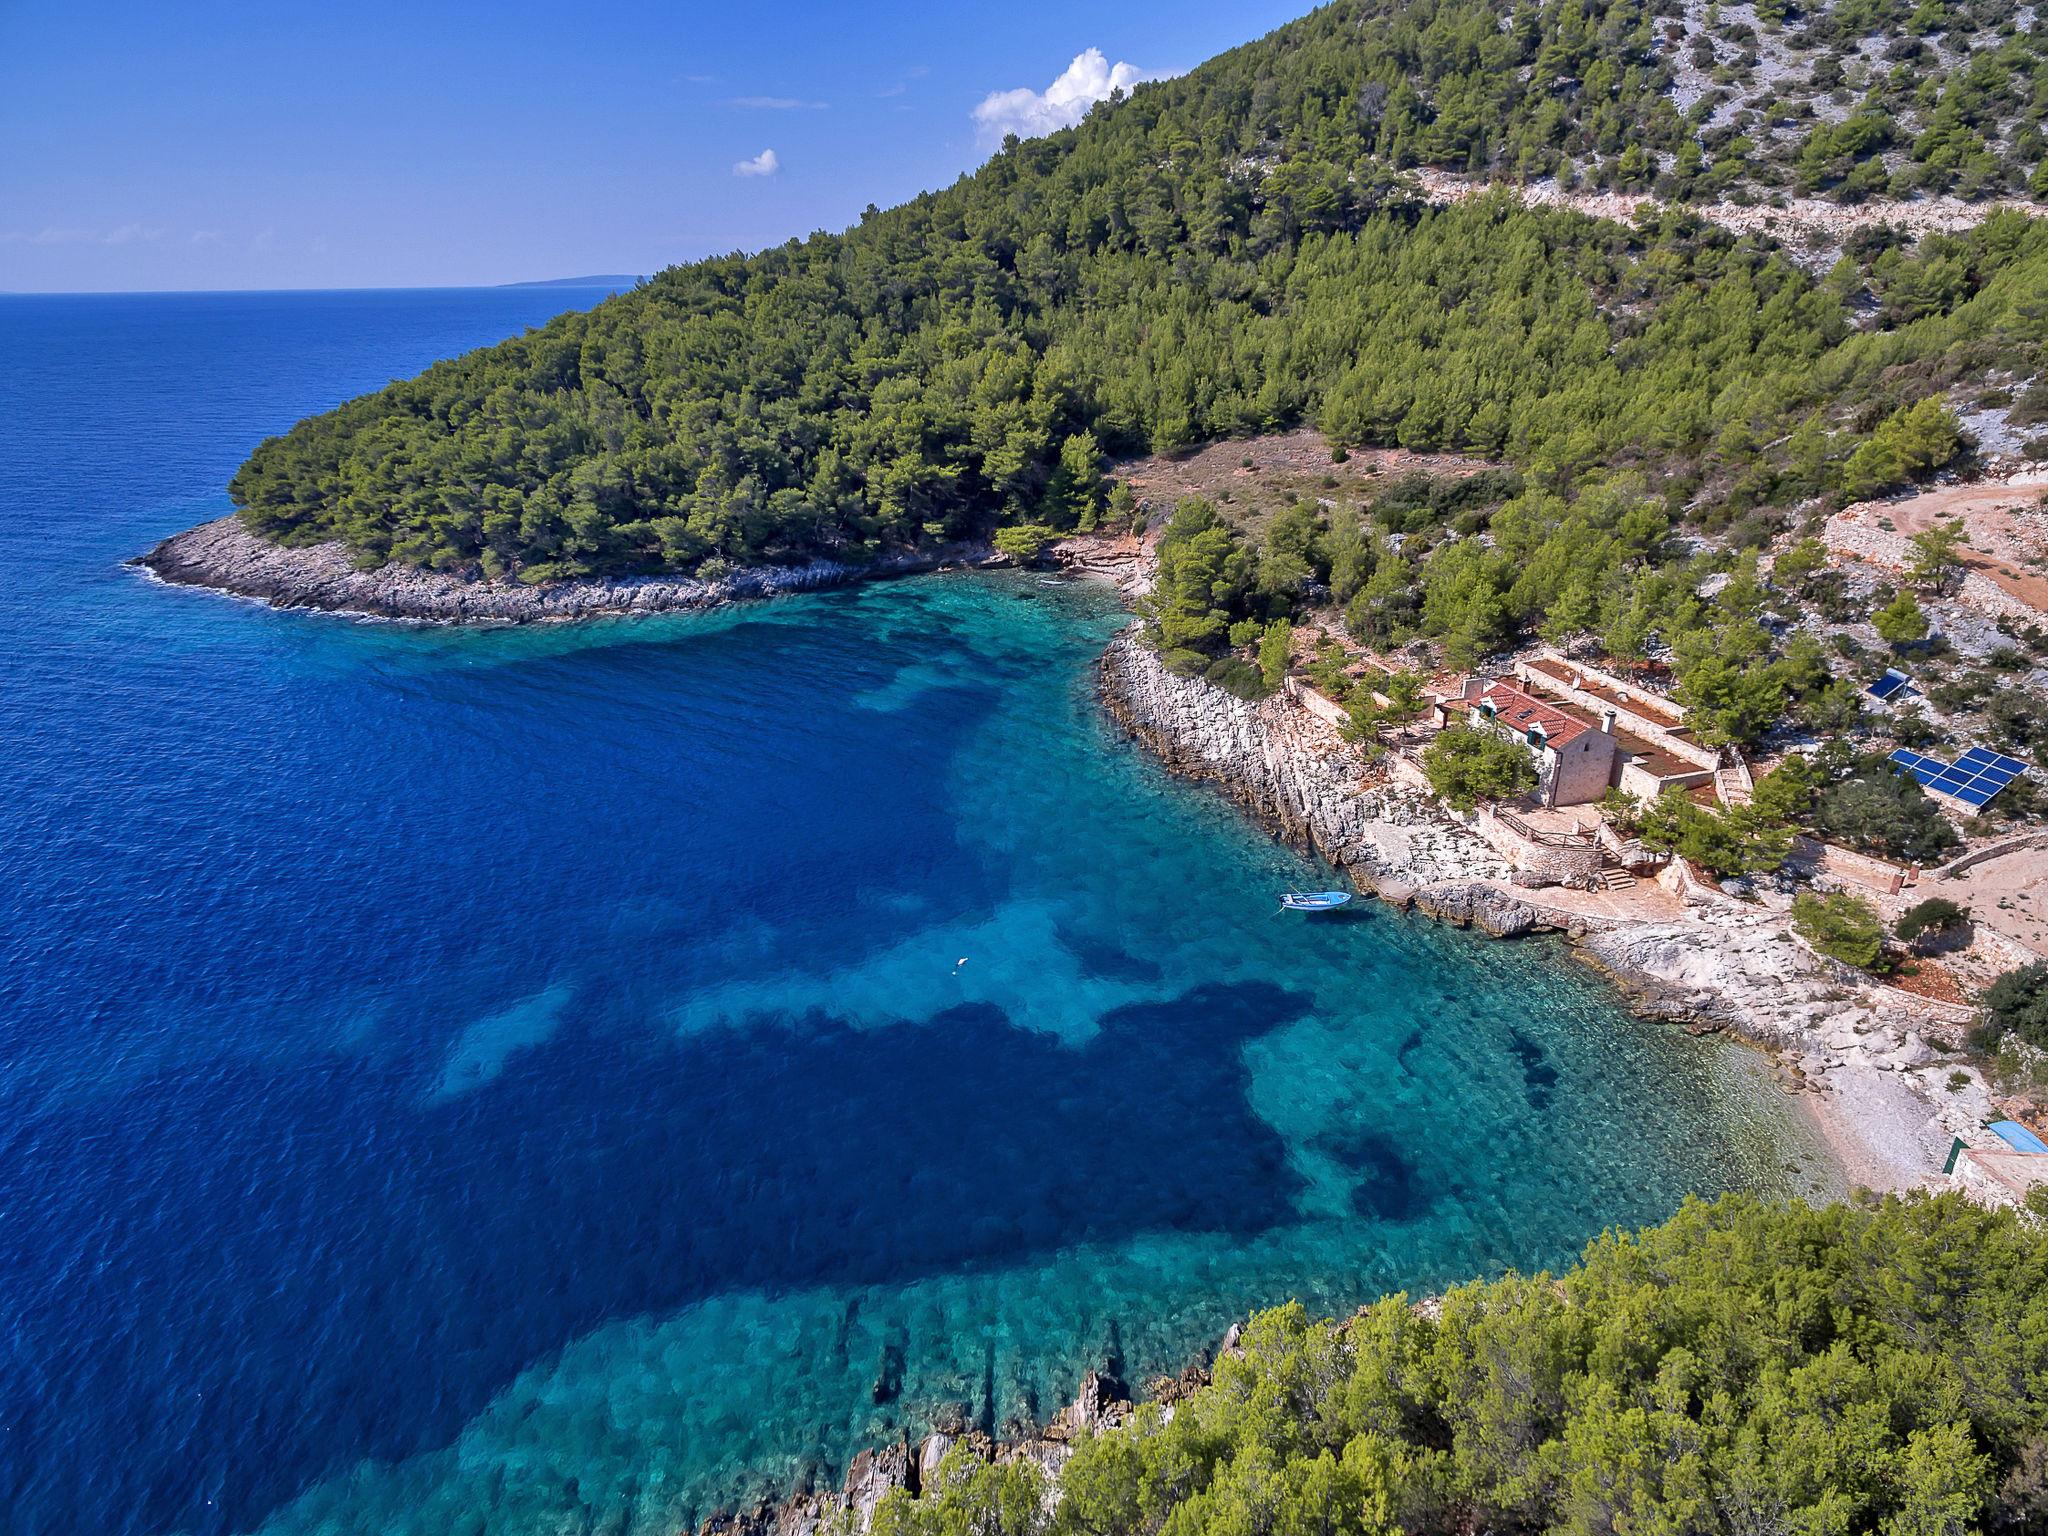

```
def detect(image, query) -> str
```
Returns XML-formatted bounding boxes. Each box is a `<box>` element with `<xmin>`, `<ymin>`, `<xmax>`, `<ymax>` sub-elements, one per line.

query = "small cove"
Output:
<box><xmin>0</xmin><ymin>289</ymin><xmax>1836</xmax><ymax>1536</ymax></box>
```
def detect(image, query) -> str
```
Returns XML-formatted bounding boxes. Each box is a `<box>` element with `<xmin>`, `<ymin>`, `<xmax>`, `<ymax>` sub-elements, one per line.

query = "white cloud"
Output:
<box><xmin>727</xmin><ymin>95</ymin><xmax>826</xmax><ymax>110</ymax></box>
<box><xmin>732</xmin><ymin>148</ymin><xmax>781</xmax><ymax>178</ymax></box>
<box><xmin>971</xmin><ymin>48</ymin><xmax>1157</xmax><ymax>142</ymax></box>
<box><xmin>876</xmin><ymin>66</ymin><xmax>927</xmax><ymax>99</ymax></box>
<box><xmin>0</xmin><ymin>223</ymin><xmax>167</xmax><ymax>246</ymax></box>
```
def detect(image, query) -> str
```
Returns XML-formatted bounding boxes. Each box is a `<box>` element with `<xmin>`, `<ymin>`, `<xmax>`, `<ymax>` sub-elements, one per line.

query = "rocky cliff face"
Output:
<box><xmin>1096</xmin><ymin>633</ymin><xmax>1543</xmax><ymax>938</ymax></box>
<box><xmin>134</xmin><ymin>515</ymin><xmax>992</xmax><ymax>623</ymax></box>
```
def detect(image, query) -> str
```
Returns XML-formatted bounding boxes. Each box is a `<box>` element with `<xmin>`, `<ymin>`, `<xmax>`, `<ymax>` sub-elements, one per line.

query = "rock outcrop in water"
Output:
<box><xmin>133</xmin><ymin>515</ymin><xmax>994</xmax><ymax>623</ymax></box>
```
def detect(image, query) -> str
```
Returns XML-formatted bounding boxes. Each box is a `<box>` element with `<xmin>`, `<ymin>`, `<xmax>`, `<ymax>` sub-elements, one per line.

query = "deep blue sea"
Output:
<box><xmin>0</xmin><ymin>288</ymin><xmax>1836</xmax><ymax>1536</ymax></box>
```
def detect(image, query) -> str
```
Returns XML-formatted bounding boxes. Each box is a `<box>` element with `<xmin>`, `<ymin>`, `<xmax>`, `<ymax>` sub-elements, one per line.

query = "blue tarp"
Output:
<box><xmin>1989</xmin><ymin>1120</ymin><xmax>2048</xmax><ymax>1155</ymax></box>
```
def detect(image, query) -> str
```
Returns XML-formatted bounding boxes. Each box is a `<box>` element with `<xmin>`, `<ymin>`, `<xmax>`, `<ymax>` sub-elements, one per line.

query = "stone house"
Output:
<box><xmin>1435</xmin><ymin>678</ymin><xmax>1619</xmax><ymax>808</ymax></box>
<box><xmin>1513</xmin><ymin>652</ymin><xmax>1719</xmax><ymax>802</ymax></box>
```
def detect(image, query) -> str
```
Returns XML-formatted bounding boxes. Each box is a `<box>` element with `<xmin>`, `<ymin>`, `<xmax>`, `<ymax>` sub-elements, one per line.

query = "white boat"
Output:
<box><xmin>1279</xmin><ymin>891</ymin><xmax>1352</xmax><ymax>912</ymax></box>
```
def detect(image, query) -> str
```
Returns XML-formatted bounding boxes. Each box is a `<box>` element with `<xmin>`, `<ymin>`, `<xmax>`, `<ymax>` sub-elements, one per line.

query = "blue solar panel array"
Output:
<box><xmin>1890</xmin><ymin>746</ymin><xmax>2032</xmax><ymax>808</ymax></box>
<box><xmin>1866</xmin><ymin>668</ymin><xmax>1912</xmax><ymax>702</ymax></box>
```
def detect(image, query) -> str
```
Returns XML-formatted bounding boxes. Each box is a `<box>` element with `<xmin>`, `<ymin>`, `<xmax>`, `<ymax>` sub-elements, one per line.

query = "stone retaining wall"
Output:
<box><xmin>1791</xmin><ymin>835</ymin><xmax>1914</xmax><ymax>896</ymax></box>
<box><xmin>1471</xmin><ymin>806</ymin><xmax>1605</xmax><ymax>885</ymax></box>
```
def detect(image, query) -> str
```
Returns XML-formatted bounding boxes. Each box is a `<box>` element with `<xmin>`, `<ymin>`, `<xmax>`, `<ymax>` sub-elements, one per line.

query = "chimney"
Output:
<box><xmin>1602</xmin><ymin>708</ymin><xmax>1617</xmax><ymax>735</ymax></box>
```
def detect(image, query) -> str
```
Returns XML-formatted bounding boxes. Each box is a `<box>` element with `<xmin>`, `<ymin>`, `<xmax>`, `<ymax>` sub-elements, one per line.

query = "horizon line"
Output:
<box><xmin>0</xmin><ymin>275</ymin><xmax>648</xmax><ymax>299</ymax></box>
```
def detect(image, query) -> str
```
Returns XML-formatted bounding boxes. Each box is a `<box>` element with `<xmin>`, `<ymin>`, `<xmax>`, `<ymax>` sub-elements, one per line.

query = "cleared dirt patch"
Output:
<box><xmin>1830</xmin><ymin>479</ymin><xmax>2048</xmax><ymax>620</ymax></box>
<box><xmin>1933</xmin><ymin>845</ymin><xmax>2048</xmax><ymax>961</ymax></box>
<box><xmin>1113</xmin><ymin>427</ymin><xmax>1503</xmax><ymax>531</ymax></box>
<box><xmin>1887</xmin><ymin>957</ymin><xmax>1973</xmax><ymax>1007</ymax></box>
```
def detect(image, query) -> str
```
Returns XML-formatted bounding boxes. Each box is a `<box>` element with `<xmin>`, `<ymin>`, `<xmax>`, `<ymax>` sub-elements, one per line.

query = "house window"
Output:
<box><xmin>1526</xmin><ymin>727</ymin><xmax>1544</xmax><ymax>747</ymax></box>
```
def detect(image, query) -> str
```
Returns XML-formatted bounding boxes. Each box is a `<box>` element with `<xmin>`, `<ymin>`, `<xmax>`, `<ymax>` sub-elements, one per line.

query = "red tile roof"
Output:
<box><xmin>1472</xmin><ymin>680</ymin><xmax>1600</xmax><ymax>749</ymax></box>
<box><xmin>1523</xmin><ymin>655</ymin><xmax>1685</xmax><ymax>728</ymax></box>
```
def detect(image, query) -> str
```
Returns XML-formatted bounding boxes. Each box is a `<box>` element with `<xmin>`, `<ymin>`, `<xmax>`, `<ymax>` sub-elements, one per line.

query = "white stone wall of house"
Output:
<box><xmin>1618</xmin><ymin>759</ymin><xmax>1715</xmax><ymax>803</ymax></box>
<box><xmin>1531</xmin><ymin>743</ymin><xmax>1561</xmax><ymax>806</ymax></box>
<box><xmin>1549</xmin><ymin>731</ymin><xmax>1619</xmax><ymax>806</ymax></box>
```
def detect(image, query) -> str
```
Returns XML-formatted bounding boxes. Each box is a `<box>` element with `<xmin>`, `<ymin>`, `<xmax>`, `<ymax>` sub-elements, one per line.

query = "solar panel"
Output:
<box><xmin>1888</xmin><ymin>746</ymin><xmax>2030</xmax><ymax>805</ymax></box>
<box><xmin>1868</xmin><ymin>670</ymin><xmax>1913</xmax><ymax>701</ymax></box>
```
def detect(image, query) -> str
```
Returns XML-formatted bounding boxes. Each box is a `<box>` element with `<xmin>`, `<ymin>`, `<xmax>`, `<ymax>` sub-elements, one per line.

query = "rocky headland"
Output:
<box><xmin>132</xmin><ymin>515</ymin><xmax>996</xmax><ymax>623</ymax></box>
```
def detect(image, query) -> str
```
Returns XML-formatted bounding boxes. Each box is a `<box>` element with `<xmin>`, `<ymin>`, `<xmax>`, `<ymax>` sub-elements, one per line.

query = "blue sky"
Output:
<box><xmin>0</xmin><ymin>0</ymin><xmax>1309</xmax><ymax>292</ymax></box>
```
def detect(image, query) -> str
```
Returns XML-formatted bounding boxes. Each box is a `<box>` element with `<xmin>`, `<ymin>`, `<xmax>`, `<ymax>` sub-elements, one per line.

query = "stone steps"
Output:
<box><xmin>1596</xmin><ymin>858</ymin><xmax>1639</xmax><ymax>892</ymax></box>
<box><xmin>1715</xmin><ymin>769</ymin><xmax>1752</xmax><ymax>807</ymax></box>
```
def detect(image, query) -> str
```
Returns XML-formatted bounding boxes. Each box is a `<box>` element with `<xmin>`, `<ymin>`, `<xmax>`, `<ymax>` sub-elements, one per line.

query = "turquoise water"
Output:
<box><xmin>257</xmin><ymin>577</ymin><xmax>1832</xmax><ymax>1536</ymax></box>
<box><xmin>0</xmin><ymin>290</ymin><xmax>1833</xmax><ymax>1536</ymax></box>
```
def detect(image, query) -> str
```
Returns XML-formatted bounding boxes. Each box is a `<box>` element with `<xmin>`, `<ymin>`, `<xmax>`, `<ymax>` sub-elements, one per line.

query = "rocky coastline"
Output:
<box><xmin>132</xmin><ymin>515</ymin><xmax>996</xmax><ymax>623</ymax></box>
<box><xmin>134</xmin><ymin>519</ymin><xmax>2014</xmax><ymax>1536</ymax></box>
<box><xmin>1097</xmin><ymin>631</ymin><xmax>1568</xmax><ymax>940</ymax></box>
<box><xmin>1095</xmin><ymin>631</ymin><xmax>2001</xmax><ymax>1193</ymax></box>
<box><xmin>699</xmin><ymin>1362</ymin><xmax>1207</xmax><ymax>1536</ymax></box>
<box><xmin>692</xmin><ymin>629</ymin><xmax>2000</xmax><ymax>1536</ymax></box>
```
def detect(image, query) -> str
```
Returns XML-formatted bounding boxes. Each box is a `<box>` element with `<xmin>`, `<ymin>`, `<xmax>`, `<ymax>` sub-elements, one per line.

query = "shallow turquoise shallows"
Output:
<box><xmin>0</xmin><ymin>290</ymin><xmax>1833</xmax><ymax>1536</ymax></box>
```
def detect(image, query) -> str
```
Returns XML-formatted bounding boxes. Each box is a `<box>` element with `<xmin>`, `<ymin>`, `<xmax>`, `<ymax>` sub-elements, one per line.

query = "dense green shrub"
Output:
<box><xmin>1876</xmin><ymin>588</ymin><xmax>1932</xmax><ymax>648</ymax></box>
<box><xmin>873</xmin><ymin>1194</ymin><xmax>2048</xmax><ymax>1536</ymax></box>
<box><xmin>991</xmin><ymin>524</ymin><xmax>1062</xmax><ymax>564</ymax></box>
<box><xmin>1421</xmin><ymin>725</ymin><xmax>1536</xmax><ymax>811</ymax></box>
<box><xmin>1793</xmin><ymin>888</ymin><xmax>1890</xmax><ymax>969</ymax></box>
<box><xmin>1898</xmin><ymin>895</ymin><xmax>1971</xmax><ymax>949</ymax></box>
<box><xmin>1983</xmin><ymin>960</ymin><xmax>2048</xmax><ymax>1051</ymax></box>
<box><xmin>1258</xmin><ymin>620</ymin><xmax>1294</xmax><ymax>692</ymax></box>
<box><xmin>1640</xmin><ymin>786</ymin><xmax>1795</xmax><ymax>877</ymax></box>
<box><xmin>1816</xmin><ymin>753</ymin><xmax>1961</xmax><ymax>862</ymax></box>
<box><xmin>1144</xmin><ymin>501</ymin><xmax>1255</xmax><ymax>654</ymax></box>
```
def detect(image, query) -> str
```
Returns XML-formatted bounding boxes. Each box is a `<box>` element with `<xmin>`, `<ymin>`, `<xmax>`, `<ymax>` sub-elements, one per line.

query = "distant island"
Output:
<box><xmin>497</xmin><ymin>274</ymin><xmax>646</xmax><ymax>289</ymax></box>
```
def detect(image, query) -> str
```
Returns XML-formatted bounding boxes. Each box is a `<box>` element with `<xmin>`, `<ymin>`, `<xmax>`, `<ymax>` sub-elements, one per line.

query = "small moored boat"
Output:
<box><xmin>1279</xmin><ymin>890</ymin><xmax>1353</xmax><ymax>912</ymax></box>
